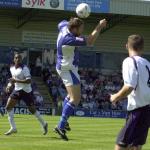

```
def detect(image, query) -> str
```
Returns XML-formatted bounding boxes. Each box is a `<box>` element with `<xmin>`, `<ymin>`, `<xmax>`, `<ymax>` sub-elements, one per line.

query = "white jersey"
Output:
<box><xmin>122</xmin><ymin>56</ymin><xmax>150</xmax><ymax>111</ymax></box>
<box><xmin>10</xmin><ymin>65</ymin><xmax>32</xmax><ymax>93</ymax></box>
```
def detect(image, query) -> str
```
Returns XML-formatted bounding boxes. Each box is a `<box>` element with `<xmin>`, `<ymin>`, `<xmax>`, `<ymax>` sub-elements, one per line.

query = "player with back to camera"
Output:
<box><xmin>54</xmin><ymin>17</ymin><xmax>107</xmax><ymax>140</ymax></box>
<box><xmin>110</xmin><ymin>35</ymin><xmax>150</xmax><ymax>150</ymax></box>
<box><xmin>5</xmin><ymin>53</ymin><xmax>48</xmax><ymax>135</ymax></box>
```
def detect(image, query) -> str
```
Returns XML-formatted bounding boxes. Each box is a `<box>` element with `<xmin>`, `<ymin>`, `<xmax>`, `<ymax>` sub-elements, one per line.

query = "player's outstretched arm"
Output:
<box><xmin>110</xmin><ymin>85</ymin><xmax>133</xmax><ymax>105</ymax></box>
<box><xmin>87</xmin><ymin>19</ymin><xmax>107</xmax><ymax>46</ymax></box>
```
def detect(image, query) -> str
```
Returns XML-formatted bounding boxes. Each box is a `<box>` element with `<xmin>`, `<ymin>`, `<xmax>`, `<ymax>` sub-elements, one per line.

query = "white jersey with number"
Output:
<box><xmin>123</xmin><ymin>56</ymin><xmax>150</xmax><ymax>111</ymax></box>
<box><xmin>10</xmin><ymin>65</ymin><xmax>32</xmax><ymax>93</ymax></box>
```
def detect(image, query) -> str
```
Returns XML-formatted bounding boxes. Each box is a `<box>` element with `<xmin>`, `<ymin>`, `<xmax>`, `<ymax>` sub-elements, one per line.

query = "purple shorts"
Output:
<box><xmin>10</xmin><ymin>90</ymin><xmax>34</xmax><ymax>107</ymax></box>
<box><xmin>116</xmin><ymin>105</ymin><xmax>150</xmax><ymax>147</ymax></box>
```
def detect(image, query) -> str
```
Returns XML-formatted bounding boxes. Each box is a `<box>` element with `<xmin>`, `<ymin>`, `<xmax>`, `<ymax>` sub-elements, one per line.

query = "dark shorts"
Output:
<box><xmin>10</xmin><ymin>90</ymin><xmax>34</xmax><ymax>107</ymax></box>
<box><xmin>116</xmin><ymin>105</ymin><xmax>150</xmax><ymax>147</ymax></box>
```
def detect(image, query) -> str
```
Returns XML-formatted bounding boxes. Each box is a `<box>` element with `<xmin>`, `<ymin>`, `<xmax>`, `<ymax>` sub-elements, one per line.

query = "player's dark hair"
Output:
<box><xmin>128</xmin><ymin>35</ymin><xmax>144</xmax><ymax>51</ymax></box>
<box><xmin>68</xmin><ymin>17</ymin><xmax>84</xmax><ymax>31</ymax></box>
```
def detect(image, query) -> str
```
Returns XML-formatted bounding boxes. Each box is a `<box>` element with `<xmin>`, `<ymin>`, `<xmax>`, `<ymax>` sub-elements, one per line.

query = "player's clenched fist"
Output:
<box><xmin>99</xmin><ymin>19</ymin><xmax>107</xmax><ymax>28</ymax></box>
<box><xmin>110</xmin><ymin>94</ymin><xmax>118</xmax><ymax>105</ymax></box>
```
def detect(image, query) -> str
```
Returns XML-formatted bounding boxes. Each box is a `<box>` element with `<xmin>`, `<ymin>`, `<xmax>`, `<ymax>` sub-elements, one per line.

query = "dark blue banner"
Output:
<box><xmin>75</xmin><ymin>108</ymin><xmax>127</xmax><ymax>118</ymax></box>
<box><xmin>0</xmin><ymin>0</ymin><xmax>21</xmax><ymax>8</ymax></box>
<box><xmin>0</xmin><ymin>106</ymin><xmax>51</xmax><ymax>115</ymax></box>
<box><xmin>64</xmin><ymin>0</ymin><xmax>110</xmax><ymax>13</ymax></box>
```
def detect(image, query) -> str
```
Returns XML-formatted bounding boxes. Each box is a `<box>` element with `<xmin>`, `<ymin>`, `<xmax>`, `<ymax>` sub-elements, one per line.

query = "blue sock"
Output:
<box><xmin>63</xmin><ymin>97</ymin><xmax>70</xmax><ymax>108</ymax></box>
<box><xmin>58</xmin><ymin>102</ymin><xmax>75</xmax><ymax>129</ymax></box>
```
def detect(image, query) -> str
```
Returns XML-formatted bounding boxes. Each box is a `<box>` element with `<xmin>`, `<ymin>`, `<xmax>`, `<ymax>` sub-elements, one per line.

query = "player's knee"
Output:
<box><xmin>28</xmin><ymin>106</ymin><xmax>36</xmax><ymax>114</ymax></box>
<box><xmin>5</xmin><ymin>105</ymin><xmax>10</xmax><ymax>111</ymax></box>
<box><xmin>5</xmin><ymin>98</ymin><xmax>13</xmax><ymax>111</ymax></box>
<box><xmin>29</xmin><ymin>109</ymin><xmax>36</xmax><ymax>114</ymax></box>
<box><xmin>130</xmin><ymin>146</ymin><xmax>142</xmax><ymax>150</ymax></box>
<box><xmin>5</xmin><ymin>107</ymin><xmax>13</xmax><ymax>112</ymax></box>
<box><xmin>70</xmin><ymin>99</ymin><xmax>80</xmax><ymax>106</ymax></box>
<box><xmin>71</xmin><ymin>94</ymin><xmax>81</xmax><ymax>104</ymax></box>
<box><xmin>115</xmin><ymin>143</ymin><xmax>128</xmax><ymax>150</ymax></box>
<box><xmin>5</xmin><ymin>104</ymin><xmax>12</xmax><ymax>112</ymax></box>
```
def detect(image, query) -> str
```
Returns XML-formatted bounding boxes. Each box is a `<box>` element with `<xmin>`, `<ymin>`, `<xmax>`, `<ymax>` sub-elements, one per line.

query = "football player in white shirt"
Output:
<box><xmin>5</xmin><ymin>53</ymin><xmax>48</xmax><ymax>135</ymax></box>
<box><xmin>110</xmin><ymin>35</ymin><xmax>150</xmax><ymax>150</ymax></box>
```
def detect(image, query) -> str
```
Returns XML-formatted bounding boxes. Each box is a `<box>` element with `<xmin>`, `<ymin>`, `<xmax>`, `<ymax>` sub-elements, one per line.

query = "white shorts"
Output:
<box><xmin>57</xmin><ymin>69</ymin><xmax>80</xmax><ymax>86</ymax></box>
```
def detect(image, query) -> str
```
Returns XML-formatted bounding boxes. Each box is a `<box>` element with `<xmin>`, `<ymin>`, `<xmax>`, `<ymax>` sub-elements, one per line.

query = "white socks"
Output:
<box><xmin>7</xmin><ymin>110</ymin><xmax>45</xmax><ymax>130</ymax></box>
<box><xmin>7</xmin><ymin>109</ymin><xmax>16</xmax><ymax>130</ymax></box>
<box><xmin>34</xmin><ymin>111</ymin><xmax>46</xmax><ymax>127</ymax></box>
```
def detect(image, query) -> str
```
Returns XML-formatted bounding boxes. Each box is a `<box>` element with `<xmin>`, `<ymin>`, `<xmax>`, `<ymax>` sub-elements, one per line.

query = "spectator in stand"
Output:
<box><xmin>33</xmin><ymin>91</ymin><xmax>44</xmax><ymax>107</ymax></box>
<box><xmin>35</xmin><ymin>56</ymin><xmax>42</xmax><ymax>76</ymax></box>
<box><xmin>58</xmin><ymin>84</ymin><xmax>67</xmax><ymax>100</ymax></box>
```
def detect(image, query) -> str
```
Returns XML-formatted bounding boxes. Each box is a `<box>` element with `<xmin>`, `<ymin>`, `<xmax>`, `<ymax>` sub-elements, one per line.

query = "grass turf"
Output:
<box><xmin>0</xmin><ymin>115</ymin><xmax>150</xmax><ymax>150</ymax></box>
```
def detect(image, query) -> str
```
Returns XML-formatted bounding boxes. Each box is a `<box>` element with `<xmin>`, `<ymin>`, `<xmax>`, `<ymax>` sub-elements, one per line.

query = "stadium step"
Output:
<box><xmin>32</xmin><ymin>77</ymin><xmax>53</xmax><ymax>107</ymax></box>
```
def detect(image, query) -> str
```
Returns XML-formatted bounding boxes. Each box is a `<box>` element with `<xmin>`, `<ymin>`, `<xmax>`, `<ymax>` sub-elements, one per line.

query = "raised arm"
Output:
<box><xmin>87</xmin><ymin>19</ymin><xmax>107</xmax><ymax>46</ymax></box>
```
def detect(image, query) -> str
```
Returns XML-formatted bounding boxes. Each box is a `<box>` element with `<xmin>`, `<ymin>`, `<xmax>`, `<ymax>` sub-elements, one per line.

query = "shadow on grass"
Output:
<box><xmin>50</xmin><ymin>136</ymin><xmax>76</xmax><ymax>141</ymax></box>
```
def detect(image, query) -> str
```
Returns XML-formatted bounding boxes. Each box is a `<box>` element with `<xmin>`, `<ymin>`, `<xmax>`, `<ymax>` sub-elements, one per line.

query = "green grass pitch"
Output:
<box><xmin>0</xmin><ymin>115</ymin><xmax>150</xmax><ymax>150</ymax></box>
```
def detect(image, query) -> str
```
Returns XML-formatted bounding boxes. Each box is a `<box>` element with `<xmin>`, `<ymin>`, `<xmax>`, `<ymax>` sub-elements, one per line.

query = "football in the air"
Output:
<box><xmin>76</xmin><ymin>3</ymin><xmax>91</xmax><ymax>18</ymax></box>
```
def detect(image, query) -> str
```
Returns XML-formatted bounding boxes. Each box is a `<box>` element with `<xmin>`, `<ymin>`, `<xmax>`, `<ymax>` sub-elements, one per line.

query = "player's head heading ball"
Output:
<box><xmin>14</xmin><ymin>53</ymin><xmax>22</xmax><ymax>65</ymax></box>
<box><xmin>68</xmin><ymin>17</ymin><xmax>84</xmax><ymax>36</ymax></box>
<box><xmin>127</xmin><ymin>34</ymin><xmax>144</xmax><ymax>52</ymax></box>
